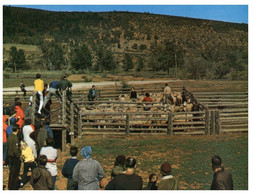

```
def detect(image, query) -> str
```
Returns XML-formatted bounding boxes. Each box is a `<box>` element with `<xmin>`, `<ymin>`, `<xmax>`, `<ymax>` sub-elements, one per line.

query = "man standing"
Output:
<box><xmin>34</xmin><ymin>73</ymin><xmax>44</xmax><ymax>114</ymax></box>
<box><xmin>157</xmin><ymin>162</ymin><xmax>179</xmax><ymax>190</ymax></box>
<box><xmin>163</xmin><ymin>83</ymin><xmax>172</xmax><ymax>105</ymax></box>
<box><xmin>88</xmin><ymin>85</ymin><xmax>96</xmax><ymax>101</ymax></box>
<box><xmin>7</xmin><ymin>124</ymin><xmax>21</xmax><ymax>190</ymax></box>
<box><xmin>210</xmin><ymin>155</ymin><xmax>233</xmax><ymax>190</ymax></box>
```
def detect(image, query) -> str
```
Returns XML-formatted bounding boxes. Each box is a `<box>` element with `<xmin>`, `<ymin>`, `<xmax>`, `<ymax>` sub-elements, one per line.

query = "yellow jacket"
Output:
<box><xmin>34</xmin><ymin>79</ymin><xmax>44</xmax><ymax>92</ymax></box>
<box><xmin>22</xmin><ymin>147</ymin><xmax>35</xmax><ymax>163</ymax></box>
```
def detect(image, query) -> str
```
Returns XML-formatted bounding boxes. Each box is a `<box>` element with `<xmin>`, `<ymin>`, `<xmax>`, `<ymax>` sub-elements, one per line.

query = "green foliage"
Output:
<box><xmin>122</xmin><ymin>53</ymin><xmax>134</xmax><ymax>72</ymax></box>
<box><xmin>137</xmin><ymin>57</ymin><xmax>144</xmax><ymax>71</ymax></box>
<box><xmin>95</xmin><ymin>46</ymin><xmax>116</xmax><ymax>72</ymax></box>
<box><xmin>70</xmin><ymin>44</ymin><xmax>92</xmax><ymax>70</ymax></box>
<box><xmin>132</xmin><ymin>43</ymin><xmax>138</xmax><ymax>50</ymax></box>
<box><xmin>7</xmin><ymin>46</ymin><xmax>26</xmax><ymax>72</ymax></box>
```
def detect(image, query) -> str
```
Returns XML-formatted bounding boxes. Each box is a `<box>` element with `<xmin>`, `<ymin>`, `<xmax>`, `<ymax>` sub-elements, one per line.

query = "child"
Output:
<box><xmin>20</xmin><ymin>141</ymin><xmax>36</xmax><ymax>188</ymax></box>
<box><xmin>62</xmin><ymin>146</ymin><xmax>79</xmax><ymax>190</ymax></box>
<box><xmin>30</xmin><ymin>155</ymin><xmax>53</xmax><ymax>190</ymax></box>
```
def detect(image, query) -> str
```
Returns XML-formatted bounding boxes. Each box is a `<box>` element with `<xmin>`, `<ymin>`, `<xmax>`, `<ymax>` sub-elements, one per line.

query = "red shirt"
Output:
<box><xmin>15</xmin><ymin>106</ymin><xmax>25</xmax><ymax>128</ymax></box>
<box><xmin>142</xmin><ymin>97</ymin><xmax>153</xmax><ymax>102</ymax></box>
<box><xmin>3</xmin><ymin>115</ymin><xmax>8</xmax><ymax>143</ymax></box>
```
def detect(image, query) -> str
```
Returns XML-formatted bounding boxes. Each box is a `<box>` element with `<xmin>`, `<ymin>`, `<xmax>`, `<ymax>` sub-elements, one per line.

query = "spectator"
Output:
<box><xmin>142</xmin><ymin>93</ymin><xmax>153</xmax><ymax>111</ymax></box>
<box><xmin>30</xmin><ymin>155</ymin><xmax>53</xmax><ymax>190</ymax></box>
<box><xmin>6</xmin><ymin>117</ymin><xmax>17</xmax><ymax>137</ymax></box>
<box><xmin>20</xmin><ymin>81</ymin><xmax>27</xmax><ymax>97</ymax></box>
<box><xmin>7</xmin><ymin>124</ymin><xmax>21</xmax><ymax>190</ymax></box>
<box><xmin>62</xmin><ymin>146</ymin><xmax>79</xmax><ymax>190</ymax></box>
<box><xmin>40</xmin><ymin>137</ymin><xmax>58</xmax><ymax>190</ymax></box>
<box><xmin>157</xmin><ymin>162</ymin><xmax>179</xmax><ymax>190</ymax></box>
<box><xmin>57</xmin><ymin>74</ymin><xmax>73</xmax><ymax>98</ymax></box>
<box><xmin>111</xmin><ymin>155</ymin><xmax>126</xmax><ymax>179</ymax></box>
<box><xmin>130</xmin><ymin>87</ymin><xmax>137</xmax><ymax>100</ymax></box>
<box><xmin>10</xmin><ymin>97</ymin><xmax>20</xmax><ymax>115</ymax></box>
<box><xmin>3</xmin><ymin>115</ymin><xmax>8</xmax><ymax>167</ymax></box>
<box><xmin>36</xmin><ymin>120</ymin><xmax>49</xmax><ymax>154</ymax></box>
<box><xmin>163</xmin><ymin>83</ymin><xmax>172</xmax><ymax>105</ymax></box>
<box><xmin>34</xmin><ymin>73</ymin><xmax>44</xmax><ymax>114</ymax></box>
<box><xmin>25</xmin><ymin>96</ymin><xmax>33</xmax><ymax>118</ymax></box>
<box><xmin>143</xmin><ymin>174</ymin><xmax>158</xmax><ymax>190</ymax></box>
<box><xmin>20</xmin><ymin>141</ymin><xmax>36</xmax><ymax>188</ymax></box>
<box><xmin>105</xmin><ymin>157</ymin><xmax>143</xmax><ymax>190</ymax></box>
<box><xmin>73</xmin><ymin>146</ymin><xmax>104</xmax><ymax>190</ymax></box>
<box><xmin>210</xmin><ymin>155</ymin><xmax>233</xmax><ymax>190</ymax></box>
<box><xmin>44</xmin><ymin>117</ymin><xmax>54</xmax><ymax>138</ymax></box>
<box><xmin>14</xmin><ymin>101</ymin><xmax>25</xmax><ymax>129</ymax></box>
<box><xmin>43</xmin><ymin>80</ymin><xmax>62</xmax><ymax>108</ymax></box>
<box><xmin>22</xmin><ymin>118</ymin><xmax>37</xmax><ymax>159</ymax></box>
<box><xmin>88</xmin><ymin>85</ymin><xmax>96</xmax><ymax>101</ymax></box>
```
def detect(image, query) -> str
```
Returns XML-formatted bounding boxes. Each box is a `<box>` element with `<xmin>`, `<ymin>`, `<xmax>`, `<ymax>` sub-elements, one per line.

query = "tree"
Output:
<box><xmin>70</xmin><ymin>44</ymin><xmax>92</xmax><ymax>70</ymax></box>
<box><xmin>95</xmin><ymin>46</ymin><xmax>116</xmax><ymax>72</ymax></box>
<box><xmin>9</xmin><ymin>46</ymin><xmax>26</xmax><ymax>73</ymax></box>
<box><xmin>137</xmin><ymin>57</ymin><xmax>144</xmax><ymax>71</ymax></box>
<box><xmin>122</xmin><ymin>53</ymin><xmax>134</xmax><ymax>72</ymax></box>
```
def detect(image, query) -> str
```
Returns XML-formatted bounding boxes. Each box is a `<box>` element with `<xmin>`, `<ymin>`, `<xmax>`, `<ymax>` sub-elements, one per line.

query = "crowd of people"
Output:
<box><xmin>3</xmin><ymin>74</ymin><xmax>234</xmax><ymax>190</ymax></box>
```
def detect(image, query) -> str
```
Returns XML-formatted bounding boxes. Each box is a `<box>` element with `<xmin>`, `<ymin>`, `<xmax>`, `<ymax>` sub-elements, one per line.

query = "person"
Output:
<box><xmin>22</xmin><ymin>118</ymin><xmax>37</xmax><ymax>159</ymax></box>
<box><xmin>7</xmin><ymin>124</ymin><xmax>21</xmax><ymax>190</ymax></box>
<box><xmin>25</xmin><ymin>96</ymin><xmax>33</xmax><ymax>118</ymax></box>
<box><xmin>36</xmin><ymin>120</ymin><xmax>49</xmax><ymax>154</ymax></box>
<box><xmin>157</xmin><ymin>162</ymin><xmax>179</xmax><ymax>190</ymax></box>
<box><xmin>111</xmin><ymin>155</ymin><xmax>126</xmax><ymax>179</ymax></box>
<box><xmin>142</xmin><ymin>93</ymin><xmax>153</xmax><ymax>111</ymax></box>
<box><xmin>34</xmin><ymin>73</ymin><xmax>44</xmax><ymax>114</ymax></box>
<box><xmin>210</xmin><ymin>155</ymin><xmax>233</xmax><ymax>190</ymax></box>
<box><xmin>14</xmin><ymin>101</ymin><xmax>25</xmax><ymax>129</ymax></box>
<box><xmin>57</xmin><ymin>74</ymin><xmax>73</xmax><ymax>98</ymax></box>
<box><xmin>20</xmin><ymin>141</ymin><xmax>36</xmax><ymax>188</ymax></box>
<box><xmin>163</xmin><ymin>83</ymin><xmax>172</xmax><ymax>105</ymax></box>
<box><xmin>10</xmin><ymin>97</ymin><xmax>20</xmax><ymax>115</ymax></box>
<box><xmin>6</xmin><ymin>117</ymin><xmax>17</xmax><ymax>137</ymax></box>
<box><xmin>30</xmin><ymin>155</ymin><xmax>53</xmax><ymax>190</ymax></box>
<box><xmin>88</xmin><ymin>85</ymin><xmax>96</xmax><ymax>101</ymax></box>
<box><xmin>3</xmin><ymin>115</ymin><xmax>8</xmax><ymax>167</ymax></box>
<box><xmin>44</xmin><ymin>117</ymin><xmax>54</xmax><ymax>138</ymax></box>
<box><xmin>143</xmin><ymin>174</ymin><xmax>158</xmax><ymax>190</ymax></box>
<box><xmin>20</xmin><ymin>81</ymin><xmax>27</xmax><ymax>96</ymax></box>
<box><xmin>62</xmin><ymin>146</ymin><xmax>79</xmax><ymax>190</ymax></box>
<box><xmin>73</xmin><ymin>146</ymin><xmax>104</xmax><ymax>190</ymax></box>
<box><xmin>43</xmin><ymin>80</ymin><xmax>61</xmax><ymax>108</ymax></box>
<box><xmin>105</xmin><ymin>157</ymin><xmax>143</xmax><ymax>190</ymax></box>
<box><xmin>40</xmin><ymin>137</ymin><xmax>58</xmax><ymax>190</ymax></box>
<box><xmin>130</xmin><ymin>87</ymin><xmax>137</xmax><ymax>100</ymax></box>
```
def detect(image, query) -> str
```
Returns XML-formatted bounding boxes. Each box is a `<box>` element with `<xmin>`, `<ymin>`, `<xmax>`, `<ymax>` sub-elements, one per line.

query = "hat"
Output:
<box><xmin>81</xmin><ymin>146</ymin><xmax>92</xmax><ymax>159</ymax></box>
<box><xmin>160</xmin><ymin>162</ymin><xmax>172</xmax><ymax>175</ymax></box>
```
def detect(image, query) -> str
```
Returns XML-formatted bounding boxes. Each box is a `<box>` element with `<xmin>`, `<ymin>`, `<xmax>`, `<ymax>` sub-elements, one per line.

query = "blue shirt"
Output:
<box><xmin>50</xmin><ymin>81</ymin><xmax>60</xmax><ymax>89</ymax></box>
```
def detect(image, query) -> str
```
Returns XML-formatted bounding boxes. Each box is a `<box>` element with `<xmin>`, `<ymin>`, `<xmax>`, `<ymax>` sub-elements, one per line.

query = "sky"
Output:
<box><xmin>7</xmin><ymin>4</ymin><xmax>248</xmax><ymax>24</ymax></box>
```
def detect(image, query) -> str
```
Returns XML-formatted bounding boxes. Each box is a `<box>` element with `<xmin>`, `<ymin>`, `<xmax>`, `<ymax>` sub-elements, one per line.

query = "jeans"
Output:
<box><xmin>52</xmin><ymin>176</ymin><xmax>57</xmax><ymax>190</ymax></box>
<box><xmin>21</xmin><ymin>162</ymin><xmax>36</xmax><ymax>184</ymax></box>
<box><xmin>43</xmin><ymin>88</ymin><xmax>61</xmax><ymax>107</ymax></box>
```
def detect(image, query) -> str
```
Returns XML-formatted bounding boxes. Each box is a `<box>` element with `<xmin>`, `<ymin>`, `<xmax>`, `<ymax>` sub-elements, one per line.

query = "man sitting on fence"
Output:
<box><xmin>43</xmin><ymin>80</ymin><xmax>62</xmax><ymax>108</ymax></box>
<box><xmin>142</xmin><ymin>93</ymin><xmax>153</xmax><ymax>111</ymax></box>
<box><xmin>34</xmin><ymin>74</ymin><xmax>44</xmax><ymax>114</ymax></box>
<box><xmin>57</xmin><ymin>74</ymin><xmax>73</xmax><ymax>98</ymax></box>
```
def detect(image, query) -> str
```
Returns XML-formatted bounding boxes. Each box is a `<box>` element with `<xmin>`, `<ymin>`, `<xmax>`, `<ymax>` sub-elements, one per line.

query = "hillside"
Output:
<box><xmin>3</xmin><ymin>6</ymin><xmax>248</xmax><ymax>80</ymax></box>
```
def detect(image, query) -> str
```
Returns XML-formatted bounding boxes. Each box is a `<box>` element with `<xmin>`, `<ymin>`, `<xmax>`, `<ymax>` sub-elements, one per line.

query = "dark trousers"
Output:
<box><xmin>67</xmin><ymin>178</ymin><xmax>78</xmax><ymax>190</ymax></box>
<box><xmin>8</xmin><ymin>156</ymin><xmax>21</xmax><ymax>190</ymax></box>
<box><xmin>21</xmin><ymin>89</ymin><xmax>26</xmax><ymax>96</ymax></box>
<box><xmin>21</xmin><ymin>162</ymin><xmax>36</xmax><ymax>184</ymax></box>
<box><xmin>52</xmin><ymin>176</ymin><xmax>57</xmax><ymax>190</ymax></box>
<box><xmin>3</xmin><ymin>143</ymin><xmax>7</xmax><ymax>164</ymax></box>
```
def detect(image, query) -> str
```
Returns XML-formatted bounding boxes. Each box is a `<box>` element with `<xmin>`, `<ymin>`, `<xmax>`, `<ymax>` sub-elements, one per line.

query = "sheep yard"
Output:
<box><xmin>2</xmin><ymin>79</ymin><xmax>248</xmax><ymax>190</ymax></box>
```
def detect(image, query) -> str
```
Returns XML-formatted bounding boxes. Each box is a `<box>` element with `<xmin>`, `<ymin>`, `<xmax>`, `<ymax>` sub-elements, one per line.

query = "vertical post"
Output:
<box><xmin>78</xmin><ymin>110</ymin><xmax>82</xmax><ymax>137</ymax></box>
<box><xmin>210</xmin><ymin>111</ymin><xmax>215</xmax><ymax>135</ymax></box>
<box><xmin>215</xmin><ymin>110</ymin><xmax>221</xmax><ymax>135</ymax></box>
<box><xmin>70</xmin><ymin>102</ymin><xmax>74</xmax><ymax>144</ymax></box>
<box><xmin>205</xmin><ymin>109</ymin><xmax>210</xmax><ymax>135</ymax></box>
<box><xmin>126</xmin><ymin>114</ymin><xmax>130</xmax><ymax>136</ymax></box>
<box><xmin>167</xmin><ymin>113</ymin><xmax>173</xmax><ymax>136</ymax></box>
<box><xmin>62</xmin><ymin>129</ymin><xmax>66</xmax><ymax>152</ymax></box>
<box><xmin>62</xmin><ymin>91</ymin><xmax>66</xmax><ymax>124</ymax></box>
<box><xmin>31</xmin><ymin>93</ymin><xmax>36</xmax><ymax>124</ymax></box>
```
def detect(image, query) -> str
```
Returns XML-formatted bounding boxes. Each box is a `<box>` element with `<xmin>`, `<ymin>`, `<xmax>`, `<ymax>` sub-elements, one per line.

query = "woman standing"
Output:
<box><xmin>73</xmin><ymin>146</ymin><xmax>104</xmax><ymax>190</ymax></box>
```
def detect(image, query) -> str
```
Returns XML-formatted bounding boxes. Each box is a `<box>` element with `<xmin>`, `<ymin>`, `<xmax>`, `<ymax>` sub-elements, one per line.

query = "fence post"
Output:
<box><xmin>210</xmin><ymin>111</ymin><xmax>215</xmax><ymax>135</ymax></box>
<box><xmin>126</xmin><ymin>114</ymin><xmax>130</xmax><ymax>136</ymax></box>
<box><xmin>31</xmin><ymin>93</ymin><xmax>37</xmax><ymax>124</ymax></box>
<box><xmin>215</xmin><ymin>110</ymin><xmax>221</xmax><ymax>135</ymax></box>
<box><xmin>167</xmin><ymin>113</ymin><xmax>173</xmax><ymax>136</ymax></box>
<box><xmin>78</xmin><ymin>110</ymin><xmax>82</xmax><ymax>137</ymax></box>
<box><xmin>62</xmin><ymin>129</ymin><xmax>66</xmax><ymax>152</ymax></box>
<box><xmin>205</xmin><ymin>109</ymin><xmax>210</xmax><ymax>135</ymax></box>
<box><xmin>70</xmin><ymin>102</ymin><xmax>74</xmax><ymax>144</ymax></box>
<box><xmin>62</xmin><ymin>91</ymin><xmax>66</xmax><ymax>124</ymax></box>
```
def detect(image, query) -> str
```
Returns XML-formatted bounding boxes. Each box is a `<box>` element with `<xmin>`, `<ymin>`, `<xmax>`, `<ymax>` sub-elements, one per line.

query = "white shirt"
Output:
<box><xmin>40</xmin><ymin>146</ymin><xmax>58</xmax><ymax>176</ymax></box>
<box><xmin>22</xmin><ymin>125</ymin><xmax>37</xmax><ymax>158</ymax></box>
